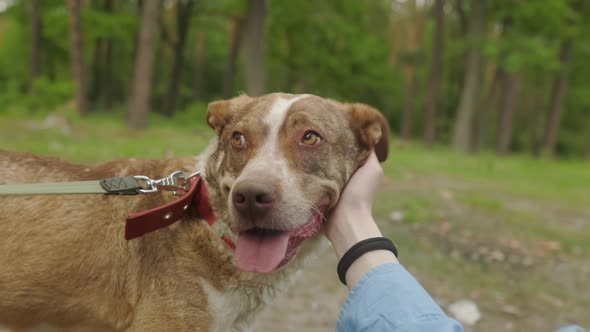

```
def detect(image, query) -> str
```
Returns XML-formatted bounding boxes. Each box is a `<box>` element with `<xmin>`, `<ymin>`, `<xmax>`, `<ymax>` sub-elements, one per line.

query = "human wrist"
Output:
<box><xmin>345</xmin><ymin>250</ymin><xmax>397</xmax><ymax>289</ymax></box>
<box><xmin>326</xmin><ymin>210</ymin><xmax>400</xmax><ymax>289</ymax></box>
<box><xmin>326</xmin><ymin>211</ymin><xmax>384</xmax><ymax>259</ymax></box>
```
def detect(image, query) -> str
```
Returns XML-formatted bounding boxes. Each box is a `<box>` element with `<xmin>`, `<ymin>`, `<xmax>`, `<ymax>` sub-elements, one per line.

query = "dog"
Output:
<box><xmin>0</xmin><ymin>93</ymin><xmax>389</xmax><ymax>331</ymax></box>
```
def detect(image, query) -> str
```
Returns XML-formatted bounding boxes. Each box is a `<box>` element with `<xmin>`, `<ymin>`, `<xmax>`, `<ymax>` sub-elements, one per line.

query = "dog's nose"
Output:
<box><xmin>232</xmin><ymin>181</ymin><xmax>276</xmax><ymax>218</ymax></box>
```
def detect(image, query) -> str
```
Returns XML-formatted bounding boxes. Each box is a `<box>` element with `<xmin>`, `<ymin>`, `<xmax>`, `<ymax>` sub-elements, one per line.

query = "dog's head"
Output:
<box><xmin>203</xmin><ymin>93</ymin><xmax>389</xmax><ymax>273</ymax></box>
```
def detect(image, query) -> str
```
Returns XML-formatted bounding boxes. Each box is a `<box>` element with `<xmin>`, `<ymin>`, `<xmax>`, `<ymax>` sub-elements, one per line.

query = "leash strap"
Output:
<box><xmin>0</xmin><ymin>171</ymin><xmax>196</xmax><ymax>196</ymax></box>
<box><xmin>0</xmin><ymin>171</ymin><xmax>232</xmax><ymax>246</ymax></box>
<box><xmin>0</xmin><ymin>176</ymin><xmax>142</xmax><ymax>195</ymax></box>
<box><xmin>0</xmin><ymin>180</ymin><xmax>108</xmax><ymax>195</ymax></box>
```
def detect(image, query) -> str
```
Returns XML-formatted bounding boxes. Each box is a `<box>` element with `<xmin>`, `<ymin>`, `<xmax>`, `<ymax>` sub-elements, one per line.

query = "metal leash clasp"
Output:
<box><xmin>133</xmin><ymin>171</ymin><xmax>200</xmax><ymax>194</ymax></box>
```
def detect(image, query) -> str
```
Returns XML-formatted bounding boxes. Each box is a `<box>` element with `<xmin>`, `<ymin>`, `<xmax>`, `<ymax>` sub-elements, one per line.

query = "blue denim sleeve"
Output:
<box><xmin>557</xmin><ymin>326</ymin><xmax>586</xmax><ymax>332</ymax></box>
<box><xmin>336</xmin><ymin>263</ymin><xmax>463</xmax><ymax>332</ymax></box>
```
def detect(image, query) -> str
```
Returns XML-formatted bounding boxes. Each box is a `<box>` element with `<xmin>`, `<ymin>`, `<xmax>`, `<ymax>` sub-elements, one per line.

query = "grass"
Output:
<box><xmin>0</xmin><ymin>109</ymin><xmax>213</xmax><ymax>162</ymax></box>
<box><xmin>382</xmin><ymin>144</ymin><xmax>590</xmax><ymax>208</ymax></box>
<box><xmin>1</xmin><ymin>110</ymin><xmax>589</xmax><ymax>330</ymax></box>
<box><xmin>370</xmin><ymin>143</ymin><xmax>589</xmax><ymax>330</ymax></box>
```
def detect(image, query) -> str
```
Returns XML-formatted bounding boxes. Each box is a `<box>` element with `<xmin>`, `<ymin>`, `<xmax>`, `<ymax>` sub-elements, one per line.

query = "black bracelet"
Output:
<box><xmin>337</xmin><ymin>237</ymin><xmax>398</xmax><ymax>285</ymax></box>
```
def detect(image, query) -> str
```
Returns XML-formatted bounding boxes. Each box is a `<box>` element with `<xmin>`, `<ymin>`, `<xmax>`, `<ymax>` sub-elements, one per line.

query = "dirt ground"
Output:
<box><xmin>255</xmin><ymin>218</ymin><xmax>590</xmax><ymax>332</ymax></box>
<box><xmin>2</xmin><ymin>223</ymin><xmax>588</xmax><ymax>332</ymax></box>
<box><xmin>254</xmin><ymin>249</ymin><xmax>347</xmax><ymax>332</ymax></box>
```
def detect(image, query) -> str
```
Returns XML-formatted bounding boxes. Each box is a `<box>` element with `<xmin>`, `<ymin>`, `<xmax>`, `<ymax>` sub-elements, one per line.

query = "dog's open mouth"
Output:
<box><xmin>234</xmin><ymin>204</ymin><xmax>329</xmax><ymax>273</ymax></box>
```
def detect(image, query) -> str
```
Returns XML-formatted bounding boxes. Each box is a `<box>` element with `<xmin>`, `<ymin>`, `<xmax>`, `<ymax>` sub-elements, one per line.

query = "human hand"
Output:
<box><xmin>324</xmin><ymin>151</ymin><xmax>384</xmax><ymax>258</ymax></box>
<box><xmin>335</xmin><ymin>151</ymin><xmax>383</xmax><ymax>212</ymax></box>
<box><xmin>324</xmin><ymin>151</ymin><xmax>398</xmax><ymax>288</ymax></box>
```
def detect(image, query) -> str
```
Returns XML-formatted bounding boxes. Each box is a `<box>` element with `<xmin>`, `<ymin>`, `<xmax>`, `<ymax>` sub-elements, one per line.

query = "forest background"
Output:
<box><xmin>0</xmin><ymin>1</ymin><xmax>589</xmax><ymax>331</ymax></box>
<box><xmin>0</xmin><ymin>0</ymin><xmax>589</xmax><ymax>157</ymax></box>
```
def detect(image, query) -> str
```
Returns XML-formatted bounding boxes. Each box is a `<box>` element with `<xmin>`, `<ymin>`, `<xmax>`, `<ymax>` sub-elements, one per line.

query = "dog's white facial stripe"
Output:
<box><xmin>229</xmin><ymin>95</ymin><xmax>310</xmax><ymax>230</ymax></box>
<box><xmin>215</xmin><ymin>150</ymin><xmax>225</xmax><ymax>172</ymax></box>
<box><xmin>238</xmin><ymin>95</ymin><xmax>307</xmax><ymax>181</ymax></box>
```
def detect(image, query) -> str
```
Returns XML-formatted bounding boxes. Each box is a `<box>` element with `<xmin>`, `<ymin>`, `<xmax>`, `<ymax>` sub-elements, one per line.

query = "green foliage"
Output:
<box><xmin>0</xmin><ymin>0</ymin><xmax>589</xmax><ymax>157</ymax></box>
<box><xmin>161</xmin><ymin>101</ymin><xmax>210</xmax><ymax>129</ymax></box>
<box><xmin>0</xmin><ymin>11</ymin><xmax>28</xmax><ymax>90</ymax></box>
<box><xmin>267</xmin><ymin>0</ymin><xmax>395</xmax><ymax>107</ymax></box>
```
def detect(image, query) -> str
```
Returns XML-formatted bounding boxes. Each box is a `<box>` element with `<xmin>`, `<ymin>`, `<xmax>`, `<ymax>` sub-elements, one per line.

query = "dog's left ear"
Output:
<box><xmin>207</xmin><ymin>94</ymin><xmax>253</xmax><ymax>134</ymax></box>
<box><xmin>345</xmin><ymin>103</ymin><xmax>390</xmax><ymax>163</ymax></box>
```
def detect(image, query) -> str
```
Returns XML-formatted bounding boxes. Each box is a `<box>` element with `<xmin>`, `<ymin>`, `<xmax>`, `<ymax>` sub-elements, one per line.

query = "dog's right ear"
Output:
<box><xmin>344</xmin><ymin>103</ymin><xmax>390</xmax><ymax>163</ymax></box>
<box><xmin>207</xmin><ymin>94</ymin><xmax>252</xmax><ymax>134</ymax></box>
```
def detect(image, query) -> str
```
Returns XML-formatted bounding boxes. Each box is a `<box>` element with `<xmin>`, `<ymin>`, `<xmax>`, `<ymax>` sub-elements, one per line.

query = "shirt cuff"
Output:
<box><xmin>337</xmin><ymin>263</ymin><xmax>463</xmax><ymax>332</ymax></box>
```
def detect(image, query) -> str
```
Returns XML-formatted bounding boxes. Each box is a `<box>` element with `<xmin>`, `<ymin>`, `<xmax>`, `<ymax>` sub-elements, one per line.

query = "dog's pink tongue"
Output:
<box><xmin>234</xmin><ymin>231</ymin><xmax>290</xmax><ymax>273</ymax></box>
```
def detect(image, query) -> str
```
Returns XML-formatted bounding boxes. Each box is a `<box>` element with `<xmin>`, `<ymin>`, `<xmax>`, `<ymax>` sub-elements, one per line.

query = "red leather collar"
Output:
<box><xmin>125</xmin><ymin>176</ymin><xmax>235</xmax><ymax>249</ymax></box>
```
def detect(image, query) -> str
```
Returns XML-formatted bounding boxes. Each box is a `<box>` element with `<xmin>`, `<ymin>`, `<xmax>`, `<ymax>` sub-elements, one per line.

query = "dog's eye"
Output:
<box><xmin>301</xmin><ymin>131</ymin><xmax>322</xmax><ymax>145</ymax></box>
<box><xmin>231</xmin><ymin>132</ymin><xmax>246</xmax><ymax>147</ymax></box>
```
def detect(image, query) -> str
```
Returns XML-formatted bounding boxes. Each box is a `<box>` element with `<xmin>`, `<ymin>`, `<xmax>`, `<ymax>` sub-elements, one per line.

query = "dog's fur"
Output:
<box><xmin>0</xmin><ymin>93</ymin><xmax>389</xmax><ymax>331</ymax></box>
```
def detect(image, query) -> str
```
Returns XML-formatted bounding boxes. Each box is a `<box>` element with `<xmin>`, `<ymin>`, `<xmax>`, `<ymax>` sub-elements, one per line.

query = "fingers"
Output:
<box><xmin>354</xmin><ymin>150</ymin><xmax>383</xmax><ymax>184</ymax></box>
<box><xmin>366</xmin><ymin>150</ymin><xmax>379</xmax><ymax>166</ymax></box>
<box><xmin>337</xmin><ymin>150</ymin><xmax>383</xmax><ymax>206</ymax></box>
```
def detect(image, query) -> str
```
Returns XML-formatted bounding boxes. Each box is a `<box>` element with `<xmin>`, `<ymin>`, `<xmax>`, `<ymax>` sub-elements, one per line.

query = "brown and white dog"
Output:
<box><xmin>0</xmin><ymin>93</ymin><xmax>389</xmax><ymax>331</ymax></box>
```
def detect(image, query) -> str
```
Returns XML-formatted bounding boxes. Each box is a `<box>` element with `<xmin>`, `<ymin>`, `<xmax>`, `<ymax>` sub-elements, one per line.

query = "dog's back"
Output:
<box><xmin>0</xmin><ymin>151</ymin><xmax>206</xmax><ymax>331</ymax></box>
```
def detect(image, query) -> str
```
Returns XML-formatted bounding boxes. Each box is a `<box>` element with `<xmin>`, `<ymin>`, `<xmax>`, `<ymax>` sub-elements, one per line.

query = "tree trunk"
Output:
<box><xmin>29</xmin><ymin>0</ymin><xmax>42</xmax><ymax>91</ymax></box>
<box><xmin>284</xmin><ymin>28</ymin><xmax>296</xmax><ymax>92</ymax></box>
<box><xmin>542</xmin><ymin>39</ymin><xmax>573</xmax><ymax>156</ymax></box>
<box><xmin>400</xmin><ymin>65</ymin><xmax>415</xmax><ymax>140</ymax></box>
<box><xmin>128</xmin><ymin>0</ymin><xmax>160</xmax><ymax>129</ymax></box>
<box><xmin>223</xmin><ymin>17</ymin><xmax>245</xmax><ymax>98</ymax></box>
<box><xmin>90</xmin><ymin>37</ymin><xmax>103</xmax><ymax>103</ymax></box>
<box><xmin>452</xmin><ymin>0</ymin><xmax>485</xmax><ymax>152</ymax></box>
<box><xmin>66</xmin><ymin>0</ymin><xmax>87</xmax><ymax>115</ymax></box>
<box><xmin>89</xmin><ymin>0</ymin><xmax>115</xmax><ymax>108</ymax></box>
<box><xmin>243</xmin><ymin>0</ymin><xmax>267</xmax><ymax>96</ymax></box>
<box><xmin>525</xmin><ymin>70</ymin><xmax>543</xmax><ymax>157</ymax></box>
<box><xmin>163</xmin><ymin>0</ymin><xmax>195</xmax><ymax>116</ymax></box>
<box><xmin>474</xmin><ymin>16</ymin><xmax>511</xmax><ymax>152</ymax></box>
<box><xmin>102</xmin><ymin>35</ymin><xmax>114</xmax><ymax>108</ymax></box>
<box><xmin>474</xmin><ymin>67</ymin><xmax>501</xmax><ymax>151</ymax></box>
<box><xmin>400</xmin><ymin>0</ymin><xmax>419</xmax><ymax>141</ymax></box>
<box><xmin>99</xmin><ymin>0</ymin><xmax>114</xmax><ymax>108</ymax></box>
<box><xmin>193</xmin><ymin>31</ymin><xmax>205</xmax><ymax>100</ymax></box>
<box><xmin>151</xmin><ymin>26</ymin><xmax>168</xmax><ymax>97</ymax></box>
<box><xmin>423</xmin><ymin>0</ymin><xmax>444</xmax><ymax>145</ymax></box>
<box><xmin>454</xmin><ymin>0</ymin><xmax>468</xmax><ymax>35</ymax></box>
<box><xmin>495</xmin><ymin>72</ymin><xmax>519</xmax><ymax>155</ymax></box>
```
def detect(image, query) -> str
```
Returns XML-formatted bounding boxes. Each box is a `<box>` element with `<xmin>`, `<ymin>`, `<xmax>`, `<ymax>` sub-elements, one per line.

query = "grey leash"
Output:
<box><xmin>0</xmin><ymin>171</ymin><xmax>199</xmax><ymax>196</ymax></box>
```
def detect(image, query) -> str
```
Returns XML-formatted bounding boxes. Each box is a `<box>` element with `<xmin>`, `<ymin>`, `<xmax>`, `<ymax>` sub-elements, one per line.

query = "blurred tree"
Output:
<box><xmin>89</xmin><ymin>0</ymin><xmax>115</xmax><ymax>108</ymax></box>
<box><xmin>496</xmin><ymin>71</ymin><xmax>519</xmax><ymax>154</ymax></box>
<box><xmin>152</xmin><ymin>11</ymin><xmax>172</xmax><ymax>95</ymax></box>
<box><xmin>452</xmin><ymin>0</ymin><xmax>485</xmax><ymax>152</ymax></box>
<box><xmin>543</xmin><ymin>38</ymin><xmax>573</xmax><ymax>156</ymax></box>
<box><xmin>66</xmin><ymin>0</ymin><xmax>87</xmax><ymax>115</ymax></box>
<box><xmin>163</xmin><ymin>0</ymin><xmax>195</xmax><ymax>116</ymax></box>
<box><xmin>399</xmin><ymin>0</ymin><xmax>423</xmax><ymax>141</ymax></box>
<box><xmin>223</xmin><ymin>15</ymin><xmax>245</xmax><ymax>98</ymax></box>
<box><xmin>28</xmin><ymin>0</ymin><xmax>42</xmax><ymax>91</ymax></box>
<box><xmin>0</xmin><ymin>0</ymin><xmax>589</xmax><ymax>158</ymax></box>
<box><xmin>424</xmin><ymin>0</ymin><xmax>444</xmax><ymax>146</ymax></box>
<box><xmin>527</xmin><ymin>70</ymin><xmax>545</xmax><ymax>157</ymax></box>
<box><xmin>129</xmin><ymin>0</ymin><xmax>160</xmax><ymax>129</ymax></box>
<box><xmin>494</xmin><ymin>17</ymin><xmax>519</xmax><ymax>155</ymax></box>
<box><xmin>193</xmin><ymin>31</ymin><xmax>206</xmax><ymax>100</ymax></box>
<box><xmin>243</xmin><ymin>0</ymin><xmax>266</xmax><ymax>96</ymax></box>
<box><xmin>475</xmin><ymin>63</ymin><xmax>499</xmax><ymax>152</ymax></box>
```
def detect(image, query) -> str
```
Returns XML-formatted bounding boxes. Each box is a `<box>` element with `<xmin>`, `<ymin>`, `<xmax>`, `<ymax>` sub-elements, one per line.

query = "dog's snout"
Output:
<box><xmin>232</xmin><ymin>181</ymin><xmax>277</xmax><ymax>218</ymax></box>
